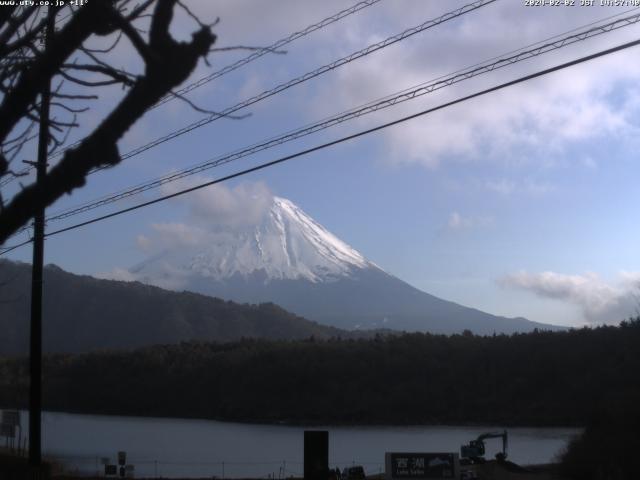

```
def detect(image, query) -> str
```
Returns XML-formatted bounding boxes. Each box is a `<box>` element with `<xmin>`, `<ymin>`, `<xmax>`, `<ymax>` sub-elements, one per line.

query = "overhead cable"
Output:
<box><xmin>39</xmin><ymin>10</ymin><xmax>640</xmax><ymax>226</ymax></box>
<box><xmin>2</xmin><ymin>35</ymin><xmax>638</xmax><ymax>255</ymax></box>
<box><xmin>3</xmin><ymin>0</ymin><xmax>495</xmax><ymax>198</ymax></box>
<box><xmin>90</xmin><ymin>0</ymin><xmax>497</xmax><ymax>166</ymax></box>
<box><xmin>151</xmin><ymin>0</ymin><xmax>385</xmax><ymax>109</ymax></box>
<box><xmin>0</xmin><ymin>0</ymin><xmax>386</xmax><ymax>187</ymax></box>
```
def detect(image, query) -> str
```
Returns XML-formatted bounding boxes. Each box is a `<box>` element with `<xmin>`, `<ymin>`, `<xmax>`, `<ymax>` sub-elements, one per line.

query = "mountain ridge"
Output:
<box><xmin>0</xmin><ymin>259</ymin><xmax>351</xmax><ymax>355</ymax></box>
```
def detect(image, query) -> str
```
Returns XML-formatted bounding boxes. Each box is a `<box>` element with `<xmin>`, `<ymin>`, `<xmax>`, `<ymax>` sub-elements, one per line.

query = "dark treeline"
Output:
<box><xmin>559</xmin><ymin>404</ymin><xmax>640</xmax><ymax>479</ymax></box>
<box><xmin>1</xmin><ymin>319</ymin><xmax>639</xmax><ymax>426</ymax></box>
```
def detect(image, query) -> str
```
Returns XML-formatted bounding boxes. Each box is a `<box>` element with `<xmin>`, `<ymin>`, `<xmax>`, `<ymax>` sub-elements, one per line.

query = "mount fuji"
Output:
<box><xmin>127</xmin><ymin>196</ymin><xmax>559</xmax><ymax>335</ymax></box>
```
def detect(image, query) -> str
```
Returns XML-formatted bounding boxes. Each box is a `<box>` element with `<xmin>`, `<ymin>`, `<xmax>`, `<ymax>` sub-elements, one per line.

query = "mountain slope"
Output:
<box><xmin>0</xmin><ymin>260</ymin><xmax>347</xmax><ymax>355</ymax></box>
<box><xmin>128</xmin><ymin>196</ymin><xmax>561</xmax><ymax>334</ymax></box>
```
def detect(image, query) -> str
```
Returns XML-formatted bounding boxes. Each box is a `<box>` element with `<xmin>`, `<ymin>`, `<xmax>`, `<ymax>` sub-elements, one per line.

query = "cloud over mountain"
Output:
<box><xmin>499</xmin><ymin>270</ymin><xmax>640</xmax><ymax>324</ymax></box>
<box><xmin>162</xmin><ymin>180</ymin><xmax>274</xmax><ymax>228</ymax></box>
<box><xmin>131</xmin><ymin>181</ymin><xmax>275</xmax><ymax>255</ymax></box>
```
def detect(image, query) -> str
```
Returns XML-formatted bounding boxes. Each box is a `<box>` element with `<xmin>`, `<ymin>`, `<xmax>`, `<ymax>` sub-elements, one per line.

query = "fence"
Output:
<box><xmin>49</xmin><ymin>454</ymin><xmax>385</xmax><ymax>479</ymax></box>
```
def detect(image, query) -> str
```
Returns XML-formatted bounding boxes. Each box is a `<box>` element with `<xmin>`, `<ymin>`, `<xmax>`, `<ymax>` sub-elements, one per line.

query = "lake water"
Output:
<box><xmin>15</xmin><ymin>411</ymin><xmax>580</xmax><ymax>478</ymax></box>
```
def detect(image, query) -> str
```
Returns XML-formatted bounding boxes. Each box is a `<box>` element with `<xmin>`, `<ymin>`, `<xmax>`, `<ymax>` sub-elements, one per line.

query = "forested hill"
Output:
<box><xmin>0</xmin><ymin>259</ymin><xmax>347</xmax><ymax>354</ymax></box>
<box><xmin>1</xmin><ymin>320</ymin><xmax>638</xmax><ymax>426</ymax></box>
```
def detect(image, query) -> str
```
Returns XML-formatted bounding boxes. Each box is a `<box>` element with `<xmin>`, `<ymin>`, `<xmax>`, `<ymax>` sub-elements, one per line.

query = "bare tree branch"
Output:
<box><xmin>61</xmin><ymin>63</ymin><xmax>136</xmax><ymax>86</ymax></box>
<box><xmin>0</xmin><ymin>6</ymin><xmax>17</xmax><ymax>32</ymax></box>
<box><xmin>48</xmin><ymin>115</ymin><xmax>76</xmax><ymax>155</ymax></box>
<box><xmin>0</xmin><ymin>6</ymin><xmax>38</xmax><ymax>53</ymax></box>
<box><xmin>50</xmin><ymin>102</ymin><xmax>89</xmax><ymax>114</ymax></box>
<box><xmin>0</xmin><ymin>2</ymin><xmax>117</xmax><ymax>143</ymax></box>
<box><xmin>81</xmin><ymin>31</ymin><xmax>123</xmax><ymax>54</ymax></box>
<box><xmin>167</xmin><ymin>89</ymin><xmax>251</xmax><ymax>118</ymax></box>
<box><xmin>0</xmin><ymin>0</ymin><xmax>217</xmax><ymax>243</ymax></box>
<box><xmin>52</xmin><ymin>92</ymin><xmax>99</xmax><ymax>100</ymax></box>
<box><xmin>109</xmin><ymin>8</ymin><xmax>156</xmax><ymax>64</ymax></box>
<box><xmin>123</xmin><ymin>0</ymin><xmax>156</xmax><ymax>22</ymax></box>
<box><xmin>177</xmin><ymin>0</ymin><xmax>217</xmax><ymax>30</ymax></box>
<box><xmin>59</xmin><ymin>68</ymin><xmax>130</xmax><ymax>87</ymax></box>
<box><xmin>1</xmin><ymin>120</ymin><xmax>36</xmax><ymax>148</ymax></box>
<box><xmin>0</xmin><ymin>12</ymin><xmax>48</xmax><ymax>57</ymax></box>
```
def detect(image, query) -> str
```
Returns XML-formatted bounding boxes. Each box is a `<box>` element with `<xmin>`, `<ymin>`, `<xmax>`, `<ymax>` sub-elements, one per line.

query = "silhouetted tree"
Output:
<box><xmin>0</xmin><ymin>1</ymin><xmax>217</xmax><ymax>243</ymax></box>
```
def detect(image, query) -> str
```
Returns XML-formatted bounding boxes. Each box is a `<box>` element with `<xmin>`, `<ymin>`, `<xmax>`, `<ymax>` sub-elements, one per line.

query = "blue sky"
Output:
<box><xmin>4</xmin><ymin>0</ymin><xmax>640</xmax><ymax>327</ymax></box>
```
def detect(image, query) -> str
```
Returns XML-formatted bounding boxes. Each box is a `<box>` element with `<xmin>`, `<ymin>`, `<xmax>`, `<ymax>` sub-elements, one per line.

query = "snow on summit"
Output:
<box><xmin>271</xmin><ymin>197</ymin><xmax>370</xmax><ymax>275</ymax></box>
<box><xmin>129</xmin><ymin>195</ymin><xmax>374</xmax><ymax>286</ymax></box>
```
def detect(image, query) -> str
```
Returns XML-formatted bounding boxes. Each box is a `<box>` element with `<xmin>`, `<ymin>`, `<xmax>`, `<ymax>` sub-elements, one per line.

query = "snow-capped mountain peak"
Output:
<box><xmin>131</xmin><ymin>196</ymin><xmax>375</xmax><ymax>285</ymax></box>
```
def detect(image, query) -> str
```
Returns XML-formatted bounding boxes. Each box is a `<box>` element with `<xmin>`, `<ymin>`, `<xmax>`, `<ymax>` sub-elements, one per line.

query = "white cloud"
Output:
<box><xmin>136</xmin><ymin>234</ymin><xmax>151</xmax><ymax>252</ymax></box>
<box><xmin>98</xmin><ymin>181</ymin><xmax>277</xmax><ymax>282</ymax></box>
<box><xmin>126</xmin><ymin>180</ymin><xmax>276</xmax><ymax>254</ymax></box>
<box><xmin>484</xmin><ymin>178</ymin><xmax>555</xmax><ymax>196</ymax></box>
<box><xmin>447</xmin><ymin>211</ymin><xmax>494</xmax><ymax>230</ymax></box>
<box><xmin>109</xmin><ymin>0</ymin><xmax>640</xmax><ymax>180</ymax></box>
<box><xmin>309</xmin><ymin>1</ymin><xmax>640</xmax><ymax>168</ymax></box>
<box><xmin>582</xmin><ymin>156</ymin><xmax>597</xmax><ymax>169</ymax></box>
<box><xmin>147</xmin><ymin>222</ymin><xmax>209</xmax><ymax>249</ymax></box>
<box><xmin>160</xmin><ymin>179</ymin><xmax>274</xmax><ymax>229</ymax></box>
<box><xmin>237</xmin><ymin>74</ymin><xmax>268</xmax><ymax>104</ymax></box>
<box><xmin>485</xmin><ymin>179</ymin><xmax>517</xmax><ymax>196</ymax></box>
<box><xmin>499</xmin><ymin>270</ymin><xmax>640</xmax><ymax>324</ymax></box>
<box><xmin>77</xmin><ymin>0</ymin><xmax>640</xmax><ymax>180</ymax></box>
<box><xmin>372</xmin><ymin>56</ymin><xmax>636</xmax><ymax>167</ymax></box>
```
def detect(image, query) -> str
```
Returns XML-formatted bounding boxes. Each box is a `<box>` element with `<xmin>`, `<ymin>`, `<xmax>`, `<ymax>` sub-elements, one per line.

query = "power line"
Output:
<box><xmin>151</xmin><ymin>0</ymin><xmax>385</xmax><ymax>110</ymax></box>
<box><xmin>1</xmin><ymin>0</ymin><xmax>385</xmax><ymax>188</ymax></box>
<box><xmin>2</xmin><ymin>35</ymin><xmax>637</xmax><ymax>255</ymax></box>
<box><xmin>46</xmin><ymin>0</ymin><xmax>386</xmax><ymax>162</ymax></box>
<box><xmin>47</xmin><ymin>0</ymin><xmax>496</xmax><ymax>176</ymax></box>
<box><xmin>351</xmin><ymin>6</ymin><xmax>640</xmax><ymax>112</ymax></box>
<box><xmin>37</xmin><ymin>10</ymin><xmax>640</xmax><ymax>227</ymax></box>
<box><xmin>0</xmin><ymin>238</ymin><xmax>32</xmax><ymax>255</ymax></box>
<box><xmin>3</xmin><ymin>0</ymin><xmax>497</xmax><ymax>214</ymax></box>
<box><xmin>87</xmin><ymin>0</ymin><xmax>496</xmax><ymax>169</ymax></box>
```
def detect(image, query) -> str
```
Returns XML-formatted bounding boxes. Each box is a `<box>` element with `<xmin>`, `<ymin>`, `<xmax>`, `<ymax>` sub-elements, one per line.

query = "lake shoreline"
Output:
<box><xmin>7</xmin><ymin>411</ymin><xmax>578</xmax><ymax>478</ymax></box>
<box><xmin>9</xmin><ymin>406</ymin><xmax>584</xmax><ymax>430</ymax></box>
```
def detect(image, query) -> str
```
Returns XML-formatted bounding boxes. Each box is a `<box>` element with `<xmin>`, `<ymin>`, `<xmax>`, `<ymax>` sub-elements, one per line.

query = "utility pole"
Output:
<box><xmin>29</xmin><ymin>7</ymin><xmax>54</xmax><ymax>468</ymax></box>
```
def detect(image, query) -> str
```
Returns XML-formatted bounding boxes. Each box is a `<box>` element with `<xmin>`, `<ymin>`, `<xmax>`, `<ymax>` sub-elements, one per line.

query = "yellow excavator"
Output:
<box><xmin>460</xmin><ymin>430</ymin><xmax>508</xmax><ymax>463</ymax></box>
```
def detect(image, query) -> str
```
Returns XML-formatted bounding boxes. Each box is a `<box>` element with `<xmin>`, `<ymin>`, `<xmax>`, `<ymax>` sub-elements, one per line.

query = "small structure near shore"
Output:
<box><xmin>385</xmin><ymin>452</ymin><xmax>460</xmax><ymax>479</ymax></box>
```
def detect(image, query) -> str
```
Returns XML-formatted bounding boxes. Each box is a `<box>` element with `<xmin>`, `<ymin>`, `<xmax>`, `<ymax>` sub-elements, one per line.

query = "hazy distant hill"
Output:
<box><xmin>0</xmin><ymin>260</ymin><xmax>347</xmax><ymax>355</ymax></box>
